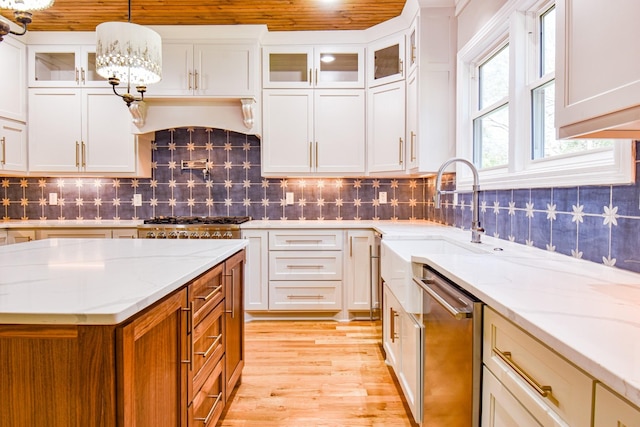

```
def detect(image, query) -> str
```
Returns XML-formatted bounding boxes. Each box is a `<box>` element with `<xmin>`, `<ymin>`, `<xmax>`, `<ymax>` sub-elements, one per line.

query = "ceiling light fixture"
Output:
<box><xmin>95</xmin><ymin>0</ymin><xmax>162</xmax><ymax>117</ymax></box>
<box><xmin>0</xmin><ymin>0</ymin><xmax>54</xmax><ymax>42</ymax></box>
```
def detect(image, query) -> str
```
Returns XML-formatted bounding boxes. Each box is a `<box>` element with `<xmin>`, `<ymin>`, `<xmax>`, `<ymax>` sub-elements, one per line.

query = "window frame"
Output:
<box><xmin>455</xmin><ymin>0</ymin><xmax>634</xmax><ymax>191</ymax></box>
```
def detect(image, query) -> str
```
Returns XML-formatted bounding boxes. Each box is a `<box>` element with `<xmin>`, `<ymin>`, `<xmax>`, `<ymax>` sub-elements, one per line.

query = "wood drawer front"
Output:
<box><xmin>594</xmin><ymin>383</ymin><xmax>640</xmax><ymax>426</ymax></box>
<box><xmin>190</xmin><ymin>356</ymin><xmax>225</xmax><ymax>427</ymax></box>
<box><xmin>269</xmin><ymin>281</ymin><xmax>342</xmax><ymax>310</ymax></box>
<box><xmin>483</xmin><ymin>307</ymin><xmax>593</xmax><ymax>427</ymax></box>
<box><xmin>192</xmin><ymin>301</ymin><xmax>224</xmax><ymax>393</ymax></box>
<box><xmin>269</xmin><ymin>251</ymin><xmax>343</xmax><ymax>280</ymax></box>
<box><xmin>190</xmin><ymin>263</ymin><xmax>224</xmax><ymax>325</ymax></box>
<box><xmin>269</xmin><ymin>230</ymin><xmax>343</xmax><ymax>250</ymax></box>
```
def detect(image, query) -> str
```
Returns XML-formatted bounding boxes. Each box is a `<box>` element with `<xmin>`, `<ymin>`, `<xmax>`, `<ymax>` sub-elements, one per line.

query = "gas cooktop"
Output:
<box><xmin>142</xmin><ymin>216</ymin><xmax>251</xmax><ymax>225</ymax></box>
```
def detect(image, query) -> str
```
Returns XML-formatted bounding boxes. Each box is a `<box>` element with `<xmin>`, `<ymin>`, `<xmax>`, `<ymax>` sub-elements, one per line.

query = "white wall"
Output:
<box><xmin>456</xmin><ymin>0</ymin><xmax>507</xmax><ymax>49</ymax></box>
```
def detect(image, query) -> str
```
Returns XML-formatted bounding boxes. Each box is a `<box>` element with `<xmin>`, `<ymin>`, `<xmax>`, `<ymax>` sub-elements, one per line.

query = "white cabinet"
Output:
<box><xmin>267</xmin><ymin>230</ymin><xmax>343</xmax><ymax>311</ymax></box>
<box><xmin>382</xmin><ymin>281</ymin><xmax>423</xmax><ymax>423</ymax></box>
<box><xmin>345</xmin><ymin>230</ymin><xmax>376</xmax><ymax>313</ymax></box>
<box><xmin>263</xmin><ymin>45</ymin><xmax>365</xmax><ymax>89</ymax></box>
<box><xmin>405</xmin><ymin>8</ymin><xmax>456</xmax><ymax>173</ymax></box>
<box><xmin>482</xmin><ymin>367</ymin><xmax>542</xmax><ymax>427</ymax></box>
<box><xmin>482</xmin><ymin>307</ymin><xmax>593</xmax><ymax>426</ymax></box>
<box><xmin>0</xmin><ymin>229</ymin><xmax>7</xmax><ymax>245</ymax></box>
<box><xmin>0</xmin><ymin>36</ymin><xmax>26</xmax><ymax>122</ymax></box>
<box><xmin>150</xmin><ymin>42</ymin><xmax>258</xmax><ymax>97</ymax></box>
<box><xmin>368</xmin><ymin>80</ymin><xmax>406</xmax><ymax>173</ymax></box>
<box><xmin>0</xmin><ymin>119</ymin><xmax>27</xmax><ymax>173</ymax></box>
<box><xmin>262</xmin><ymin>89</ymin><xmax>365</xmax><ymax>175</ymax></box>
<box><xmin>28</xmin><ymin>44</ymin><xmax>105</xmax><ymax>88</ymax></box>
<box><xmin>242</xmin><ymin>229</ymin><xmax>269</xmax><ymax>311</ymax></box>
<box><xmin>28</xmin><ymin>88</ymin><xmax>143</xmax><ymax>175</ymax></box>
<box><xmin>7</xmin><ymin>229</ymin><xmax>35</xmax><ymax>244</ymax></box>
<box><xmin>593</xmin><ymin>383</ymin><xmax>640</xmax><ymax>427</ymax></box>
<box><xmin>555</xmin><ymin>0</ymin><xmax>640</xmax><ymax>138</ymax></box>
<box><xmin>111</xmin><ymin>228</ymin><xmax>138</xmax><ymax>239</ymax></box>
<box><xmin>368</xmin><ymin>33</ymin><xmax>405</xmax><ymax>88</ymax></box>
<box><xmin>36</xmin><ymin>228</ymin><xmax>112</xmax><ymax>239</ymax></box>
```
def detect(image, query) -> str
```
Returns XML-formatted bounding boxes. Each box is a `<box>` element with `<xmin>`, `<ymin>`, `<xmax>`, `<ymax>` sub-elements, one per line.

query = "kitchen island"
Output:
<box><xmin>0</xmin><ymin>238</ymin><xmax>247</xmax><ymax>427</ymax></box>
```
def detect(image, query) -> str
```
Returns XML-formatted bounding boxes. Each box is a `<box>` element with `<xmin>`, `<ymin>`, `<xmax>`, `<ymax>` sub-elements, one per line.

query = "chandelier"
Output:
<box><xmin>95</xmin><ymin>0</ymin><xmax>162</xmax><ymax>109</ymax></box>
<box><xmin>0</xmin><ymin>0</ymin><xmax>54</xmax><ymax>42</ymax></box>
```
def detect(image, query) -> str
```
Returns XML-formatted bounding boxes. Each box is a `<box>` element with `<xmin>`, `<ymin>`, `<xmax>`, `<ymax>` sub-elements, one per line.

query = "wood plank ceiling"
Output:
<box><xmin>1</xmin><ymin>0</ymin><xmax>407</xmax><ymax>32</ymax></box>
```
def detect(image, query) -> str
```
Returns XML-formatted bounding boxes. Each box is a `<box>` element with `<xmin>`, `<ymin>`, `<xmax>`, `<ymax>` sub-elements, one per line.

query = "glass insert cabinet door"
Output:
<box><xmin>368</xmin><ymin>34</ymin><xmax>405</xmax><ymax>88</ymax></box>
<box><xmin>263</xmin><ymin>45</ymin><xmax>365</xmax><ymax>89</ymax></box>
<box><xmin>28</xmin><ymin>45</ymin><xmax>106</xmax><ymax>88</ymax></box>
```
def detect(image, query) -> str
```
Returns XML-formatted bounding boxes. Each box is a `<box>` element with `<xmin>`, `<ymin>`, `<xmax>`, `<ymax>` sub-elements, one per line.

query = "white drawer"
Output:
<box><xmin>483</xmin><ymin>307</ymin><xmax>593</xmax><ymax>427</ymax></box>
<box><xmin>269</xmin><ymin>250</ymin><xmax>343</xmax><ymax>281</ymax></box>
<box><xmin>269</xmin><ymin>281</ymin><xmax>342</xmax><ymax>310</ymax></box>
<box><xmin>594</xmin><ymin>383</ymin><xmax>640</xmax><ymax>427</ymax></box>
<box><xmin>269</xmin><ymin>230</ymin><xmax>343</xmax><ymax>250</ymax></box>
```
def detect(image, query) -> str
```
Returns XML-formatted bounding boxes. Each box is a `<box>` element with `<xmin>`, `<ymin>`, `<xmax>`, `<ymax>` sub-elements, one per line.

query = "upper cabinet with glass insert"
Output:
<box><xmin>368</xmin><ymin>33</ymin><xmax>405</xmax><ymax>87</ymax></box>
<box><xmin>28</xmin><ymin>45</ymin><xmax>107</xmax><ymax>88</ymax></box>
<box><xmin>262</xmin><ymin>45</ymin><xmax>365</xmax><ymax>89</ymax></box>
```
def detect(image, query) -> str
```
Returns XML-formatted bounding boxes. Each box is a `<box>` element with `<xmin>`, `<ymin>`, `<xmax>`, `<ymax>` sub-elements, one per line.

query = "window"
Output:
<box><xmin>473</xmin><ymin>45</ymin><xmax>509</xmax><ymax>168</ymax></box>
<box><xmin>456</xmin><ymin>0</ymin><xmax>632</xmax><ymax>190</ymax></box>
<box><xmin>531</xmin><ymin>5</ymin><xmax>614</xmax><ymax>160</ymax></box>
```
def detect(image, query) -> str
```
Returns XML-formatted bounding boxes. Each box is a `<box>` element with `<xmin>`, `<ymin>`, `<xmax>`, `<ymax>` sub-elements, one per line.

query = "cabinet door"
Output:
<box><xmin>28</xmin><ymin>88</ymin><xmax>82</xmax><ymax>172</ymax></box>
<box><xmin>383</xmin><ymin>284</ymin><xmax>402</xmax><ymax>371</ymax></box>
<box><xmin>345</xmin><ymin>230</ymin><xmax>374</xmax><ymax>311</ymax></box>
<box><xmin>0</xmin><ymin>36</ymin><xmax>26</xmax><ymax>121</ymax></box>
<box><xmin>262</xmin><ymin>90</ymin><xmax>313</xmax><ymax>174</ymax></box>
<box><xmin>0</xmin><ymin>119</ymin><xmax>27</xmax><ymax>173</ymax></box>
<box><xmin>117</xmin><ymin>289</ymin><xmax>188</xmax><ymax>427</ymax></box>
<box><xmin>482</xmin><ymin>367</ymin><xmax>543</xmax><ymax>427</ymax></box>
<box><xmin>83</xmin><ymin>90</ymin><xmax>136</xmax><ymax>173</ymax></box>
<box><xmin>28</xmin><ymin>45</ymin><xmax>103</xmax><ymax>88</ymax></box>
<box><xmin>224</xmin><ymin>250</ymin><xmax>245</xmax><ymax>395</ymax></box>
<box><xmin>150</xmin><ymin>43</ymin><xmax>194</xmax><ymax>96</ymax></box>
<box><xmin>556</xmin><ymin>0</ymin><xmax>640</xmax><ymax>138</ymax></box>
<box><xmin>197</xmin><ymin>44</ymin><xmax>256</xmax><ymax>96</ymax></box>
<box><xmin>368</xmin><ymin>81</ymin><xmax>406</xmax><ymax>173</ymax></box>
<box><xmin>37</xmin><ymin>228</ymin><xmax>112</xmax><ymax>239</ymax></box>
<box><xmin>406</xmin><ymin>71</ymin><xmax>418</xmax><ymax>170</ymax></box>
<box><xmin>7</xmin><ymin>229</ymin><xmax>35</xmax><ymax>244</ymax></box>
<box><xmin>406</xmin><ymin>15</ymin><xmax>419</xmax><ymax>77</ymax></box>
<box><xmin>242</xmin><ymin>230</ymin><xmax>269</xmax><ymax>311</ymax></box>
<box><xmin>398</xmin><ymin>311</ymin><xmax>422</xmax><ymax>424</ymax></box>
<box><xmin>368</xmin><ymin>33</ymin><xmax>405</xmax><ymax>88</ymax></box>
<box><xmin>594</xmin><ymin>383</ymin><xmax>640</xmax><ymax>426</ymax></box>
<box><xmin>0</xmin><ymin>229</ymin><xmax>7</xmax><ymax>245</ymax></box>
<box><xmin>314</xmin><ymin>90</ymin><xmax>366</xmax><ymax>173</ymax></box>
<box><xmin>314</xmin><ymin>45</ymin><xmax>365</xmax><ymax>89</ymax></box>
<box><xmin>262</xmin><ymin>46</ymin><xmax>314</xmax><ymax>89</ymax></box>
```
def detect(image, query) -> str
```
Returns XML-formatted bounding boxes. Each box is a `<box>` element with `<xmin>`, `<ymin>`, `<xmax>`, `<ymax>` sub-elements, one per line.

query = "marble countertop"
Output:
<box><xmin>380</xmin><ymin>225</ymin><xmax>640</xmax><ymax>408</ymax></box>
<box><xmin>0</xmin><ymin>219</ymin><xmax>142</xmax><ymax>228</ymax></box>
<box><xmin>0</xmin><ymin>238</ymin><xmax>247</xmax><ymax>325</ymax></box>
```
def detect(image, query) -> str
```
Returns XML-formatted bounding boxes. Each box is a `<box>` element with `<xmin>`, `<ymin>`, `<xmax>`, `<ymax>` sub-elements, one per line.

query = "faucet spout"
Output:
<box><xmin>434</xmin><ymin>157</ymin><xmax>484</xmax><ymax>243</ymax></box>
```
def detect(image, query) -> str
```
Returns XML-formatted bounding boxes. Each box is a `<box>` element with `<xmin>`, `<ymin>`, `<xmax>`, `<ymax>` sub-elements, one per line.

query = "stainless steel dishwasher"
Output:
<box><xmin>414</xmin><ymin>265</ymin><xmax>482</xmax><ymax>427</ymax></box>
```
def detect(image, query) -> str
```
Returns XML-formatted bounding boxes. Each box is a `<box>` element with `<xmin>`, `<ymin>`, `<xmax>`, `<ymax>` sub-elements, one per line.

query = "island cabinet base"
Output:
<box><xmin>0</xmin><ymin>249</ymin><xmax>246</xmax><ymax>427</ymax></box>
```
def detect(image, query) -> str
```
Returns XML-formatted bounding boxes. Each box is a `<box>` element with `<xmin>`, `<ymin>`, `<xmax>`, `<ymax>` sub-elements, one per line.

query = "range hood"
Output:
<box><xmin>557</xmin><ymin>105</ymin><xmax>640</xmax><ymax>139</ymax></box>
<box><xmin>130</xmin><ymin>97</ymin><xmax>259</xmax><ymax>136</ymax></box>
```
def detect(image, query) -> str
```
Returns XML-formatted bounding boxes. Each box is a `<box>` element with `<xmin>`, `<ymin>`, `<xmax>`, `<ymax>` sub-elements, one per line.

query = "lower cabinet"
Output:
<box><xmin>345</xmin><ymin>230</ymin><xmax>378</xmax><ymax>316</ymax></box>
<box><xmin>0</xmin><ymin>229</ymin><xmax>6</xmax><ymax>245</ymax></box>
<box><xmin>482</xmin><ymin>307</ymin><xmax>593</xmax><ymax>426</ymax></box>
<box><xmin>0</xmin><ymin>249</ymin><xmax>245</xmax><ymax>427</ymax></box>
<box><xmin>37</xmin><ymin>228</ymin><xmax>112</xmax><ymax>239</ymax></box>
<box><xmin>593</xmin><ymin>383</ymin><xmax>640</xmax><ymax>427</ymax></box>
<box><xmin>7</xmin><ymin>229</ymin><xmax>35</xmax><ymax>244</ymax></box>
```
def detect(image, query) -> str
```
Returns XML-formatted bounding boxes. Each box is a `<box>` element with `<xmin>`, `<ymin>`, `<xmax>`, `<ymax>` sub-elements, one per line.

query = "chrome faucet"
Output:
<box><xmin>434</xmin><ymin>157</ymin><xmax>484</xmax><ymax>243</ymax></box>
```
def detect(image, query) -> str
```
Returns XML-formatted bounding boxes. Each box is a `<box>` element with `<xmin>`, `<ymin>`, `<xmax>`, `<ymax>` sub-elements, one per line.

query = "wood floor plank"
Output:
<box><xmin>218</xmin><ymin>320</ymin><xmax>417</xmax><ymax>427</ymax></box>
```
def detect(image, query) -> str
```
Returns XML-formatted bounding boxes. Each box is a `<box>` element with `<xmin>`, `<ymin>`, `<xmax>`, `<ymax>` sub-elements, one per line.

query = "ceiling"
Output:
<box><xmin>1</xmin><ymin>0</ymin><xmax>408</xmax><ymax>32</ymax></box>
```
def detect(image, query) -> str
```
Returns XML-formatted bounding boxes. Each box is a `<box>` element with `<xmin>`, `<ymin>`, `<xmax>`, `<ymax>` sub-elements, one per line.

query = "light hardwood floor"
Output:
<box><xmin>218</xmin><ymin>320</ymin><xmax>417</xmax><ymax>427</ymax></box>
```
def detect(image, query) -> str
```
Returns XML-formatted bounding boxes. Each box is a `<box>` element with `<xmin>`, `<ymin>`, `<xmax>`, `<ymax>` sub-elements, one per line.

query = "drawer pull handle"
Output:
<box><xmin>286</xmin><ymin>264</ymin><xmax>323</xmax><ymax>269</ymax></box>
<box><xmin>287</xmin><ymin>295</ymin><xmax>325</xmax><ymax>299</ymax></box>
<box><xmin>494</xmin><ymin>347</ymin><xmax>559</xmax><ymax>407</ymax></box>
<box><xmin>195</xmin><ymin>334</ymin><xmax>222</xmax><ymax>358</ymax></box>
<box><xmin>284</xmin><ymin>239</ymin><xmax>323</xmax><ymax>243</ymax></box>
<box><xmin>195</xmin><ymin>392</ymin><xmax>222</xmax><ymax>425</ymax></box>
<box><xmin>196</xmin><ymin>284</ymin><xmax>222</xmax><ymax>302</ymax></box>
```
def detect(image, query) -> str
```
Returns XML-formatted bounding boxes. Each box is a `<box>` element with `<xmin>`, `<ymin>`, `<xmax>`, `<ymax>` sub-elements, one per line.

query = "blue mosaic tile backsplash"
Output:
<box><xmin>1</xmin><ymin>127</ymin><xmax>639</xmax><ymax>274</ymax></box>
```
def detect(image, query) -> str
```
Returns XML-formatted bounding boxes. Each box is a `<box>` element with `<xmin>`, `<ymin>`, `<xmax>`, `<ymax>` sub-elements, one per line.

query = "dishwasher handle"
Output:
<box><xmin>414</xmin><ymin>276</ymin><xmax>472</xmax><ymax>320</ymax></box>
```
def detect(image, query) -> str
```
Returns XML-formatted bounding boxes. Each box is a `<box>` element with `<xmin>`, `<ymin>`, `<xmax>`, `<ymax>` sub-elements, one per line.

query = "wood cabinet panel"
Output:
<box><xmin>224</xmin><ymin>250</ymin><xmax>245</xmax><ymax>394</ymax></box>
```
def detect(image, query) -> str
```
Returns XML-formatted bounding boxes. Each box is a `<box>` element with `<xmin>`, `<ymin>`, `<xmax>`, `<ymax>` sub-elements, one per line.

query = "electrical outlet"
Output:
<box><xmin>49</xmin><ymin>193</ymin><xmax>58</xmax><ymax>206</ymax></box>
<box><xmin>379</xmin><ymin>191</ymin><xmax>387</xmax><ymax>204</ymax></box>
<box><xmin>285</xmin><ymin>192</ymin><xmax>295</xmax><ymax>205</ymax></box>
<box><xmin>453</xmin><ymin>193</ymin><xmax>458</xmax><ymax>206</ymax></box>
<box><xmin>133</xmin><ymin>194</ymin><xmax>142</xmax><ymax>207</ymax></box>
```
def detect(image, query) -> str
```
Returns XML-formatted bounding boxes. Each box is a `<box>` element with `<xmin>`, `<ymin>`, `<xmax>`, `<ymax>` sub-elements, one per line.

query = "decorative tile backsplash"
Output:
<box><xmin>1</xmin><ymin>127</ymin><xmax>639</xmax><ymax>274</ymax></box>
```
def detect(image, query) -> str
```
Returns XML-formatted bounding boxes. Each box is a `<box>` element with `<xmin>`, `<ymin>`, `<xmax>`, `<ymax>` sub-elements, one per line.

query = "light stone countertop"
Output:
<box><xmin>0</xmin><ymin>238</ymin><xmax>247</xmax><ymax>325</ymax></box>
<box><xmin>0</xmin><ymin>219</ymin><xmax>142</xmax><ymax>228</ymax></box>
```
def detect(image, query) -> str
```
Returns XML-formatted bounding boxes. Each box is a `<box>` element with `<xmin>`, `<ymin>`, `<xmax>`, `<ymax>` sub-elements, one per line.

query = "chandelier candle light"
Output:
<box><xmin>0</xmin><ymin>0</ymin><xmax>54</xmax><ymax>41</ymax></box>
<box><xmin>95</xmin><ymin>0</ymin><xmax>162</xmax><ymax>112</ymax></box>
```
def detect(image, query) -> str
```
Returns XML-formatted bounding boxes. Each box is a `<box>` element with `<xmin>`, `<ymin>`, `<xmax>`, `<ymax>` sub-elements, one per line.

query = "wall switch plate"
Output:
<box><xmin>133</xmin><ymin>194</ymin><xmax>142</xmax><ymax>206</ymax></box>
<box><xmin>49</xmin><ymin>193</ymin><xmax>58</xmax><ymax>206</ymax></box>
<box><xmin>285</xmin><ymin>192</ymin><xmax>294</xmax><ymax>205</ymax></box>
<box><xmin>379</xmin><ymin>192</ymin><xmax>387</xmax><ymax>204</ymax></box>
